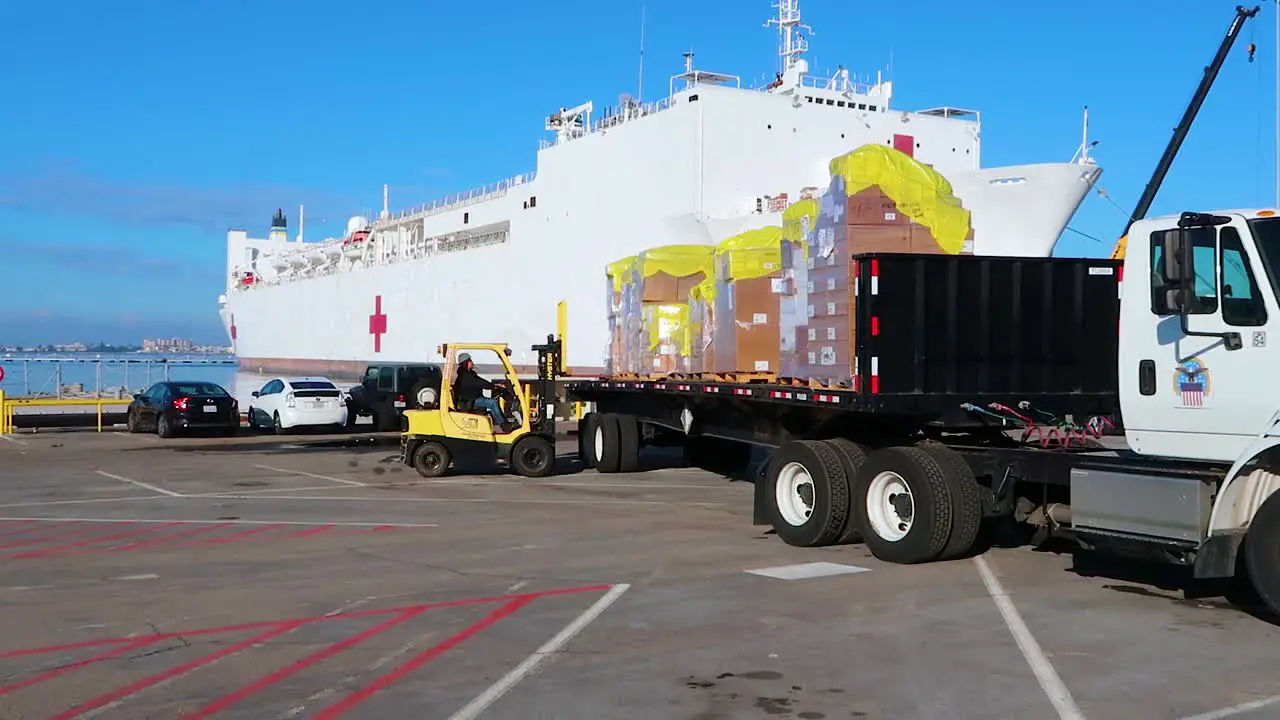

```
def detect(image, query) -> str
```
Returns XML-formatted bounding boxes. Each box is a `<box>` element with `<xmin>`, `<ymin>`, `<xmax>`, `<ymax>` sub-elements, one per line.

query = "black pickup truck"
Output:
<box><xmin>344</xmin><ymin>363</ymin><xmax>443</xmax><ymax>431</ymax></box>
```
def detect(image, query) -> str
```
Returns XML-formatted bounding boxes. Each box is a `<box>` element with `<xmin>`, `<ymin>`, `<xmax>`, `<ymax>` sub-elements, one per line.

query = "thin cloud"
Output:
<box><xmin>0</xmin><ymin>161</ymin><xmax>362</xmax><ymax>234</ymax></box>
<box><xmin>0</xmin><ymin>238</ymin><xmax>187</xmax><ymax>276</ymax></box>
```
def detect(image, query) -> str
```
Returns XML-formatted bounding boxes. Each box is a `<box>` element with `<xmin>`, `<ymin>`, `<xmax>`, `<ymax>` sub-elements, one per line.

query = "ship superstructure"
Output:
<box><xmin>220</xmin><ymin>0</ymin><xmax>1102</xmax><ymax>377</ymax></box>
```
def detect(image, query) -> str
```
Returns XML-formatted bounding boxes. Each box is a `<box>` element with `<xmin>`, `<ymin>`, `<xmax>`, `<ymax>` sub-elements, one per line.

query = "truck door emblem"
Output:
<box><xmin>1253</xmin><ymin>331</ymin><xmax>1267</xmax><ymax>348</ymax></box>
<box><xmin>1173</xmin><ymin>357</ymin><xmax>1212</xmax><ymax>408</ymax></box>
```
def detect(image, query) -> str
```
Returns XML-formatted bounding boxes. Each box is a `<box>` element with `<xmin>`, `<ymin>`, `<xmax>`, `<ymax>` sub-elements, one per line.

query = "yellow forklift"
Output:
<box><xmin>400</xmin><ymin>333</ymin><xmax>564</xmax><ymax>478</ymax></box>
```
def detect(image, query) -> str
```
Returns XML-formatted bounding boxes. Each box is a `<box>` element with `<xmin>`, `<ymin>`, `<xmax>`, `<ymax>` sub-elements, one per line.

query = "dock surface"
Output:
<box><xmin>1</xmin><ymin>428</ymin><xmax>1278</xmax><ymax>719</ymax></box>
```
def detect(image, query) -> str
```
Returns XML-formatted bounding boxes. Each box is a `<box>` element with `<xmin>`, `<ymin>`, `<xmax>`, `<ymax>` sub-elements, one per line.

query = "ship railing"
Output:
<box><xmin>795</xmin><ymin>74</ymin><xmax>883</xmax><ymax>96</ymax></box>
<box><xmin>377</xmin><ymin>171</ymin><xmax>537</xmax><ymax>226</ymax></box>
<box><xmin>538</xmin><ymin>97</ymin><xmax>674</xmax><ymax>149</ymax></box>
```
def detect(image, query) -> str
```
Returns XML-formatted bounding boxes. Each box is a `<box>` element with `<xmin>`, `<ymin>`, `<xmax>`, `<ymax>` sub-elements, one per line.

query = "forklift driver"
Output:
<box><xmin>453</xmin><ymin>353</ymin><xmax>508</xmax><ymax>430</ymax></box>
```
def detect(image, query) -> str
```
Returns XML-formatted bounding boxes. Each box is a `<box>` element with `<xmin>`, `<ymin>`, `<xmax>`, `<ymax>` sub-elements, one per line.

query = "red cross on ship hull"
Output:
<box><xmin>369</xmin><ymin>296</ymin><xmax>387</xmax><ymax>353</ymax></box>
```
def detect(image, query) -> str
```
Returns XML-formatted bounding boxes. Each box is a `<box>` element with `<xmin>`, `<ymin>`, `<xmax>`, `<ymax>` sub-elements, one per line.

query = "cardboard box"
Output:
<box><xmin>709</xmin><ymin>228</ymin><xmax>786</xmax><ymax>374</ymax></box>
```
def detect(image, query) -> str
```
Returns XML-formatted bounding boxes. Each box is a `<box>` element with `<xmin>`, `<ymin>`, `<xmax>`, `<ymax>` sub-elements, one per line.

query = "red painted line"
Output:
<box><xmin>48</xmin><ymin>621</ymin><xmax>306</xmax><ymax>720</ymax></box>
<box><xmin>9</xmin><ymin>522</ymin><xmax>185</xmax><ymax>559</ymax></box>
<box><xmin>0</xmin><ymin>520</ymin><xmax>39</xmax><ymax>537</ymax></box>
<box><xmin>0</xmin><ymin>584</ymin><xmax>613</xmax><ymax>659</ymax></box>
<box><xmin>201</xmin><ymin>523</ymin><xmax>286</xmax><ymax>544</ymax></box>
<box><xmin>313</xmin><ymin>597</ymin><xmax>533</xmax><ymax>719</ymax></box>
<box><xmin>0</xmin><ymin>520</ymin><xmax>84</xmax><ymax>541</ymax></box>
<box><xmin>182</xmin><ymin>608</ymin><xmax>425</xmax><ymax>718</ymax></box>
<box><xmin>0</xmin><ymin>522</ymin><xmax>127</xmax><ymax>550</ymax></box>
<box><xmin>103</xmin><ymin>522</ymin><xmax>237</xmax><ymax>553</ymax></box>
<box><xmin>0</xmin><ymin>637</ymin><xmax>155</xmax><ymax>697</ymax></box>
<box><xmin>288</xmin><ymin>523</ymin><xmax>337</xmax><ymax>539</ymax></box>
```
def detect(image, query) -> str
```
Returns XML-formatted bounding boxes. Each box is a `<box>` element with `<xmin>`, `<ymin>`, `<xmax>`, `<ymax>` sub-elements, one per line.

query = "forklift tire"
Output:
<box><xmin>1244</xmin><ymin>489</ymin><xmax>1280</xmax><ymax>618</ymax></box>
<box><xmin>412</xmin><ymin>441</ymin><xmax>451</xmax><ymax>478</ymax></box>
<box><xmin>511</xmin><ymin>435</ymin><xmax>556</xmax><ymax>478</ymax></box>
<box><xmin>578</xmin><ymin>412</ymin><xmax>600</xmax><ymax>469</ymax></box>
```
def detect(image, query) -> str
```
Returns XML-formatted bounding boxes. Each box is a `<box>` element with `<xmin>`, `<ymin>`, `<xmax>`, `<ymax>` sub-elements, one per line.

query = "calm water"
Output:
<box><xmin>0</xmin><ymin>353</ymin><xmax>358</xmax><ymax>406</ymax></box>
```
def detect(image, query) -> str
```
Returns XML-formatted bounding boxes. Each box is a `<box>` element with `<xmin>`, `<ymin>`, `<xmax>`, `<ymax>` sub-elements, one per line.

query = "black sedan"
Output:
<box><xmin>125</xmin><ymin>381</ymin><xmax>240</xmax><ymax>438</ymax></box>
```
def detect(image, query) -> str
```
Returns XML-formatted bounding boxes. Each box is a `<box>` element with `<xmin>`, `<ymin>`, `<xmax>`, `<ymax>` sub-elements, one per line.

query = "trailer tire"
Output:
<box><xmin>616</xmin><ymin>414</ymin><xmax>640</xmax><ymax>473</ymax></box>
<box><xmin>916</xmin><ymin>441</ymin><xmax>984</xmax><ymax>561</ymax></box>
<box><xmin>578</xmin><ymin>412</ymin><xmax>600</xmax><ymax>469</ymax></box>
<box><xmin>595</xmin><ymin>414</ymin><xmax>639</xmax><ymax>473</ymax></box>
<box><xmin>852</xmin><ymin>446</ymin><xmax>954</xmax><ymax>564</ymax></box>
<box><xmin>824</xmin><ymin>438</ymin><xmax>868</xmax><ymax>544</ymax></box>
<box><xmin>765</xmin><ymin>440</ymin><xmax>851</xmax><ymax>548</ymax></box>
<box><xmin>1244</xmin><ymin>490</ymin><xmax>1280</xmax><ymax>618</ymax></box>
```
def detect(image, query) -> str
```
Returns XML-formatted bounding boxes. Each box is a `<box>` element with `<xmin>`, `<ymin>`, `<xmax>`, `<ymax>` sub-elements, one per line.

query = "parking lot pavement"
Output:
<box><xmin>3</xmin><ymin>430</ymin><xmax>1280</xmax><ymax>719</ymax></box>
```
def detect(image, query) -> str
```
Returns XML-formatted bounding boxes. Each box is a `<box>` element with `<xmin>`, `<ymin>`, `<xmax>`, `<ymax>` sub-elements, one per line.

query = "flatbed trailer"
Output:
<box><xmin>567</xmin><ymin>228</ymin><xmax>1280</xmax><ymax>618</ymax></box>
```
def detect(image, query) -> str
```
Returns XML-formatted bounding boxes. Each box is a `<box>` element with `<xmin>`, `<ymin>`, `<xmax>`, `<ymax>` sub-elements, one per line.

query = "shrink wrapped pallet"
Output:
<box><xmin>604</xmin><ymin>255</ymin><xmax>637</xmax><ymax>375</ymax></box>
<box><xmin>687</xmin><ymin>279</ymin><xmax>716</xmax><ymax>374</ymax></box>
<box><xmin>794</xmin><ymin>144</ymin><xmax>976</xmax><ymax>386</ymax></box>
<box><xmin>611</xmin><ymin>244</ymin><xmax>713</xmax><ymax>374</ymax></box>
<box><xmin>641</xmin><ymin>303</ymin><xmax>690</xmax><ymax>374</ymax></box>
<box><xmin>780</xmin><ymin>199</ymin><xmax>818</xmax><ymax>377</ymax></box>
<box><xmin>711</xmin><ymin>227</ymin><xmax>786</xmax><ymax>374</ymax></box>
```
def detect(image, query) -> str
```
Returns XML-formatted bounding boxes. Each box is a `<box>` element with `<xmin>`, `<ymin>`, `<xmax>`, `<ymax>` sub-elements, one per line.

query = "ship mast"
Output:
<box><xmin>765</xmin><ymin>0</ymin><xmax>812</xmax><ymax>74</ymax></box>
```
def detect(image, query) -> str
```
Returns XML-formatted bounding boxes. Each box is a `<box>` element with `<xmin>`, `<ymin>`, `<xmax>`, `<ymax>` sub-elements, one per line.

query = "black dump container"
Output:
<box><xmin>852</xmin><ymin>253</ymin><xmax>1121</xmax><ymax>423</ymax></box>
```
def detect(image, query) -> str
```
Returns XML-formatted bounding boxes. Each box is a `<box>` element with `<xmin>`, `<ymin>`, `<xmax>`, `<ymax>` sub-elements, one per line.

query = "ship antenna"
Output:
<box><xmin>637</xmin><ymin>2</ymin><xmax>647</xmax><ymax>102</ymax></box>
<box><xmin>765</xmin><ymin>0</ymin><xmax>812</xmax><ymax>75</ymax></box>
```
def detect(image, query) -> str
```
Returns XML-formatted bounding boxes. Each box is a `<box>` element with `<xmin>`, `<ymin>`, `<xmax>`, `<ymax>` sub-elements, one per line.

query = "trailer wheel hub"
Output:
<box><xmin>867</xmin><ymin>470</ymin><xmax>914</xmax><ymax>541</ymax></box>
<box><xmin>775</xmin><ymin>461</ymin><xmax>815</xmax><ymax>526</ymax></box>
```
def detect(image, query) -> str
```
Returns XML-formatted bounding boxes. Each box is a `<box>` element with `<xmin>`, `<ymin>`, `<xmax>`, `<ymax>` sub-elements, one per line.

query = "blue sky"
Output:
<box><xmin>0</xmin><ymin>0</ymin><xmax>1276</xmax><ymax>345</ymax></box>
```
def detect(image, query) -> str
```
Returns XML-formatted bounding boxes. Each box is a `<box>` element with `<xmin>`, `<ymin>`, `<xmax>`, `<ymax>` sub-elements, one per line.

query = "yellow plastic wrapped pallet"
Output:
<box><xmin>688</xmin><ymin>279</ymin><xmax>717</xmax><ymax>373</ymax></box>
<box><xmin>637</xmin><ymin>244</ymin><xmax>714</xmax><ymax>279</ymax></box>
<box><xmin>782</xmin><ymin>198</ymin><xmax>818</xmax><ymax>250</ymax></box>
<box><xmin>828</xmin><ymin>145</ymin><xmax>970</xmax><ymax>255</ymax></box>
<box><xmin>631</xmin><ymin>244</ymin><xmax>714</xmax><ymax>305</ymax></box>
<box><xmin>606</xmin><ymin>255</ymin><xmax>637</xmax><ymax>293</ymax></box>
<box><xmin>641</xmin><ymin>303</ymin><xmax>690</xmax><ymax>374</ymax></box>
<box><xmin>714</xmin><ymin>227</ymin><xmax>784</xmax><ymax>281</ymax></box>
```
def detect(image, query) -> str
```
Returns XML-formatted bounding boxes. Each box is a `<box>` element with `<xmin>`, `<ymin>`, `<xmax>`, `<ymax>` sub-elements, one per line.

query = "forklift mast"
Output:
<box><xmin>530</xmin><ymin>334</ymin><xmax>563</xmax><ymax>436</ymax></box>
<box><xmin>1113</xmin><ymin>4</ymin><xmax>1259</xmax><ymax>258</ymax></box>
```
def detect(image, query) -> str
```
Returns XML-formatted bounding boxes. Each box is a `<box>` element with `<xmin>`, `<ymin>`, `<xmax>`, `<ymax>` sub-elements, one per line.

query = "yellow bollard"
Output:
<box><xmin>0</xmin><ymin>389</ymin><xmax>6</xmax><ymax>435</ymax></box>
<box><xmin>97</xmin><ymin>401</ymin><xmax>103</xmax><ymax>433</ymax></box>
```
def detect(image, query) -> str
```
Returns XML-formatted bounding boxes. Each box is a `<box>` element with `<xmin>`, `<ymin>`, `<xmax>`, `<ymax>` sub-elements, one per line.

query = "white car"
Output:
<box><xmin>246</xmin><ymin>376</ymin><xmax>349</xmax><ymax>433</ymax></box>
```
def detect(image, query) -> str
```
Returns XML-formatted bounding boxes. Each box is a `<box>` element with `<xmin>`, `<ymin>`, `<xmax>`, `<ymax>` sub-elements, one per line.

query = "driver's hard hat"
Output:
<box><xmin>457</xmin><ymin>352</ymin><xmax>471</xmax><ymax>364</ymax></box>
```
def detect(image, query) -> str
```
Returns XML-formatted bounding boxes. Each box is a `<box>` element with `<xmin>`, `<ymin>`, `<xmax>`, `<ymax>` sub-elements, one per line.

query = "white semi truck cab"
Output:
<box><xmin>1102</xmin><ymin>209</ymin><xmax>1280</xmax><ymax>611</ymax></box>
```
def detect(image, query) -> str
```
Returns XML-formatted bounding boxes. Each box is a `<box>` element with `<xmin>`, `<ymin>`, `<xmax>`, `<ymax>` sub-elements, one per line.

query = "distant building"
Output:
<box><xmin>141</xmin><ymin>338</ymin><xmax>195</xmax><ymax>353</ymax></box>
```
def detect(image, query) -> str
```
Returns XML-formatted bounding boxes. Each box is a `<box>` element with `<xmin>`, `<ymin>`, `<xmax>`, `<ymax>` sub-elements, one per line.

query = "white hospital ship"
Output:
<box><xmin>218</xmin><ymin>0</ymin><xmax>1103</xmax><ymax>377</ymax></box>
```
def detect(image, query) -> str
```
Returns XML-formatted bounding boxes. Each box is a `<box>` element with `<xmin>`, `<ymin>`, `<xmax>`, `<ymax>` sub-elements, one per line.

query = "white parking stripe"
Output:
<box><xmin>446</xmin><ymin>584</ymin><xmax>630</xmax><ymax>720</ymax></box>
<box><xmin>974</xmin><ymin>555</ymin><xmax>1084</xmax><ymax>720</ymax></box>
<box><xmin>94</xmin><ymin>470</ymin><xmax>183</xmax><ymax>497</ymax></box>
<box><xmin>254</xmin><ymin>464</ymin><xmax>367</xmax><ymax>487</ymax></box>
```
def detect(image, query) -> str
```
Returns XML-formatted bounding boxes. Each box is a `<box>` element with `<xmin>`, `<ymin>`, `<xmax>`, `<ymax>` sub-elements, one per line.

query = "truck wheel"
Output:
<box><xmin>412</xmin><ymin>441</ymin><xmax>451</xmax><ymax>478</ymax></box>
<box><xmin>596</xmin><ymin>413</ymin><xmax>639</xmax><ymax>474</ymax></box>
<box><xmin>578</xmin><ymin>412</ymin><xmax>600</xmax><ymax>469</ymax></box>
<box><xmin>823</xmin><ymin>438</ymin><xmax>868</xmax><ymax>544</ymax></box>
<box><xmin>852</xmin><ymin>446</ymin><xmax>954</xmax><ymax>564</ymax></box>
<box><xmin>616</xmin><ymin>415</ymin><xmax>640</xmax><ymax>472</ymax></box>
<box><xmin>1244</xmin><ymin>489</ymin><xmax>1280</xmax><ymax>617</ymax></box>
<box><xmin>916</xmin><ymin>442</ymin><xmax>984</xmax><ymax>561</ymax></box>
<box><xmin>765</xmin><ymin>440</ymin><xmax>851</xmax><ymax>548</ymax></box>
<box><xmin>512</xmin><ymin>435</ymin><xmax>556</xmax><ymax>477</ymax></box>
